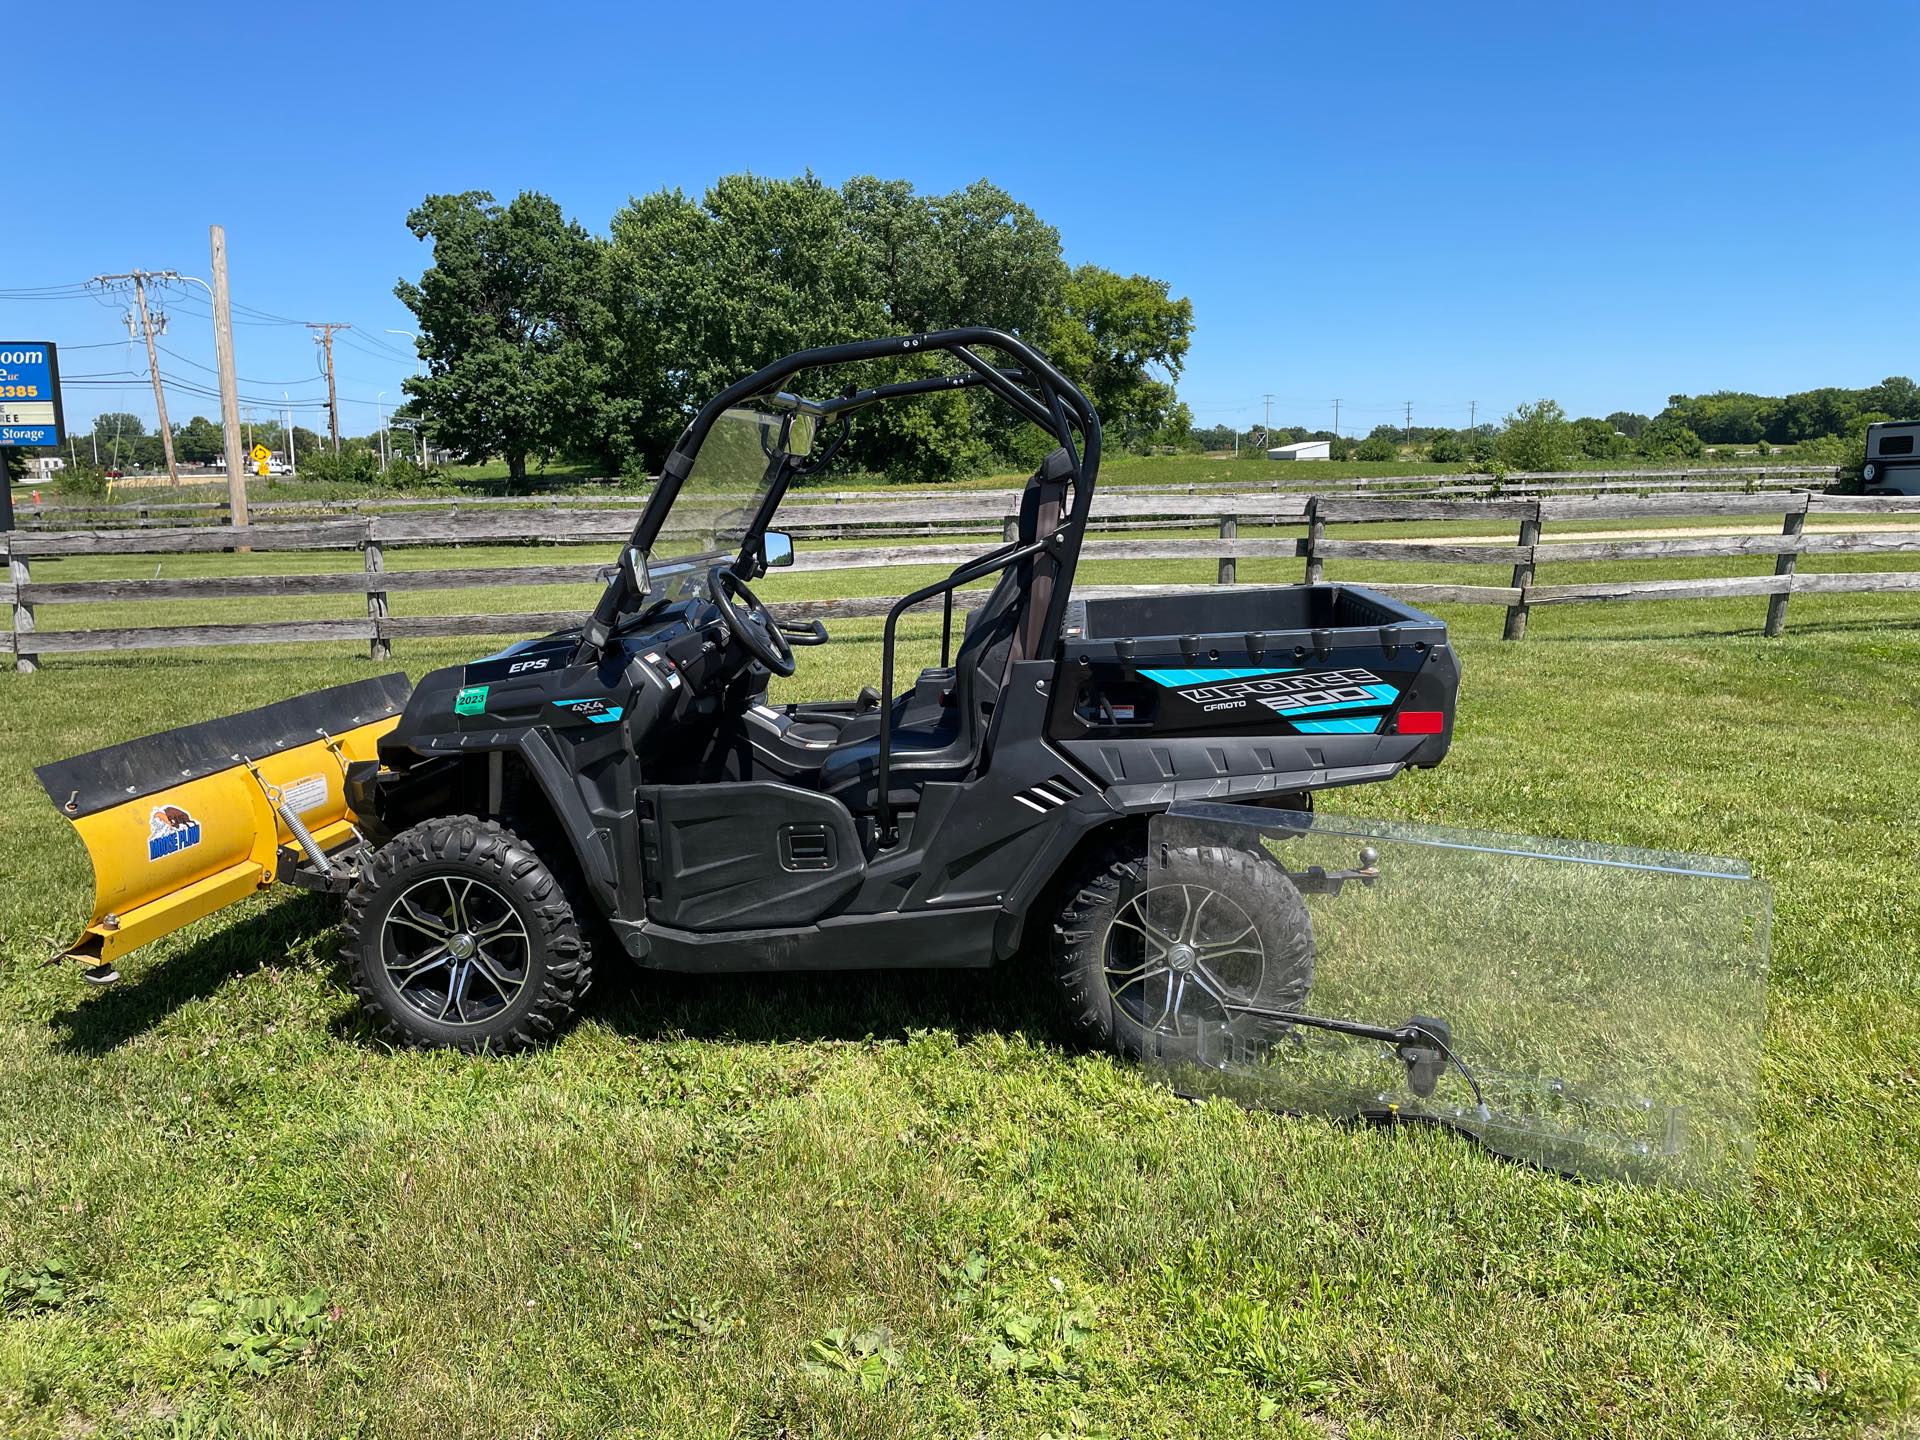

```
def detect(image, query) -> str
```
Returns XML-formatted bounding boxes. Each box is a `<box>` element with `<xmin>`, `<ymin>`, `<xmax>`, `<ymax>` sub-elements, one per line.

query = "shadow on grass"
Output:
<box><xmin>48</xmin><ymin>892</ymin><xmax>342</xmax><ymax>1056</ymax></box>
<box><xmin>594</xmin><ymin>958</ymin><xmax>1069</xmax><ymax>1050</ymax></box>
<box><xmin>47</xmin><ymin>884</ymin><xmax>1070</xmax><ymax>1058</ymax></box>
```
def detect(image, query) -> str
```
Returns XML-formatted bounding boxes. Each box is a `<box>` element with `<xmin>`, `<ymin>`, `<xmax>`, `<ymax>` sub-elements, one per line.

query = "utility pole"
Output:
<box><xmin>95</xmin><ymin>269</ymin><xmax>180</xmax><ymax>484</ymax></box>
<box><xmin>1405</xmin><ymin>401</ymin><xmax>1414</xmax><ymax>449</ymax></box>
<box><xmin>1469</xmin><ymin>400</ymin><xmax>1477</xmax><ymax>430</ymax></box>
<box><xmin>1262</xmin><ymin>393</ymin><xmax>1275</xmax><ymax>447</ymax></box>
<box><xmin>1332</xmin><ymin>399</ymin><xmax>1342</xmax><ymax>438</ymax></box>
<box><xmin>208</xmin><ymin>225</ymin><xmax>248</xmax><ymax>525</ymax></box>
<box><xmin>307</xmin><ymin>322</ymin><xmax>349</xmax><ymax>452</ymax></box>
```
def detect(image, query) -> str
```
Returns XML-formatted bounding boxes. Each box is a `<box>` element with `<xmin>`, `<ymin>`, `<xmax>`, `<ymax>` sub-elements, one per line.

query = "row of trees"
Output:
<box><xmin>396</xmin><ymin>177</ymin><xmax>1195</xmax><ymax>484</ymax></box>
<box><xmin>1656</xmin><ymin>379</ymin><xmax>1917</xmax><ymax>446</ymax></box>
<box><xmin>24</xmin><ymin>412</ymin><xmax>331</xmax><ymax>477</ymax></box>
<box><xmin>1197</xmin><ymin>378</ymin><xmax>1914</xmax><ymax>473</ymax></box>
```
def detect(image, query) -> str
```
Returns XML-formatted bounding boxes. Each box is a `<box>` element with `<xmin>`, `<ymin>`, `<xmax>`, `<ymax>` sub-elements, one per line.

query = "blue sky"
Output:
<box><xmin>7</xmin><ymin>0</ymin><xmax>1916</xmax><ymax>440</ymax></box>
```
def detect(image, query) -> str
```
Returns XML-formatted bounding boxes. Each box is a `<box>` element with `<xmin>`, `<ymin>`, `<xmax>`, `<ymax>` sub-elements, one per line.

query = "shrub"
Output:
<box><xmin>1639</xmin><ymin>418</ymin><xmax>1706</xmax><ymax>459</ymax></box>
<box><xmin>1496</xmin><ymin>399</ymin><xmax>1571</xmax><ymax>472</ymax></box>
<box><xmin>1354</xmin><ymin>436</ymin><xmax>1398</xmax><ymax>462</ymax></box>
<box><xmin>298</xmin><ymin>449</ymin><xmax>382</xmax><ymax>485</ymax></box>
<box><xmin>54</xmin><ymin>463</ymin><xmax>111</xmax><ymax>500</ymax></box>
<box><xmin>1426</xmin><ymin>430</ymin><xmax>1465</xmax><ymax>463</ymax></box>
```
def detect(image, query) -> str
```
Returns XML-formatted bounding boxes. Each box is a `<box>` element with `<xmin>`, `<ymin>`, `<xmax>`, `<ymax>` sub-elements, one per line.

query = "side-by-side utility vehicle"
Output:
<box><xmin>39</xmin><ymin>330</ymin><xmax>1459</xmax><ymax>1060</ymax></box>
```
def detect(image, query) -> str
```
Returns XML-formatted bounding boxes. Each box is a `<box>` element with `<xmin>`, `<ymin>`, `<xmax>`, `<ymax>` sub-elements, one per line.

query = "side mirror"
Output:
<box><xmin>761</xmin><ymin>530</ymin><xmax>795</xmax><ymax>569</ymax></box>
<box><xmin>783</xmin><ymin>413</ymin><xmax>817</xmax><ymax>458</ymax></box>
<box><xmin>621</xmin><ymin>545</ymin><xmax>652</xmax><ymax>597</ymax></box>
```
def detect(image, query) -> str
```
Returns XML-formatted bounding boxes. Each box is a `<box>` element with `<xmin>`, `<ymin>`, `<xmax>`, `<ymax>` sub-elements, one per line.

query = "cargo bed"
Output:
<box><xmin>1048</xmin><ymin>584</ymin><xmax>1459</xmax><ymax>808</ymax></box>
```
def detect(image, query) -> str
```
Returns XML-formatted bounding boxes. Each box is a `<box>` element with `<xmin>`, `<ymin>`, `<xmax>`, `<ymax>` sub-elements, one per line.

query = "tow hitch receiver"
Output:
<box><xmin>1141</xmin><ymin>802</ymin><xmax>1771</xmax><ymax>1187</ymax></box>
<box><xmin>35</xmin><ymin>675</ymin><xmax>410</xmax><ymax>976</ymax></box>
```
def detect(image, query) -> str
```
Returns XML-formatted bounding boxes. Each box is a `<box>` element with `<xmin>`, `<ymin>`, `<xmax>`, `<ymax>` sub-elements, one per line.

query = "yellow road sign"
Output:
<box><xmin>249</xmin><ymin>443</ymin><xmax>271</xmax><ymax>462</ymax></box>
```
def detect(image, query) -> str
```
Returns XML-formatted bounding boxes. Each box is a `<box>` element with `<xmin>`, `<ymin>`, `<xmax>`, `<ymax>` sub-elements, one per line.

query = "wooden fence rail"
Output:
<box><xmin>4</xmin><ymin>487</ymin><xmax>1916</xmax><ymax>671</ymax></box>
<box><xmin>9</xmin><ymin>464</ymin><xmax>1839</xmax><ymax>530</ymax></box>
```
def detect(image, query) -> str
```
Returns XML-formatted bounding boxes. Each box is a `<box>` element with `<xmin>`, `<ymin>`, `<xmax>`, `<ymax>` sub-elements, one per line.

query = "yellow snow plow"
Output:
<box><xmin>35</xmin><ymin>675</ymin><xmax>411</xmax><ymax>981</ymax></box>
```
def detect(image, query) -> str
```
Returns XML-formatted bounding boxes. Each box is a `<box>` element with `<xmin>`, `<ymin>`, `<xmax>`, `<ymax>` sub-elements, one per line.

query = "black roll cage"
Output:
<box><xmin>580</xmin><ymin>329</ymin><xmax>1103</xmax><ymax>832</ymax></box>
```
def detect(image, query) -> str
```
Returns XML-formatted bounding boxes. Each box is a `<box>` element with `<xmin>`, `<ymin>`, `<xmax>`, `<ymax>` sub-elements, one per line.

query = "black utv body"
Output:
<box><xmin>323</xmin><ymin>329</ymin><xmax>1457</xmax><ymax>1053</ymax></box>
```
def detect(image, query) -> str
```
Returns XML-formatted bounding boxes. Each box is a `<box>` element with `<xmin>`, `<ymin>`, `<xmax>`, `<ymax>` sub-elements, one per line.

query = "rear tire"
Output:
<box><xmin>1050</xmin><ymin>841</ymin><xmax>1314</xmax><ymax>1060</ymax></box>
<box><xmin>342</xmin><ymin>815</ymin><xmax>594</xmax><ymax>1053</ymax></box>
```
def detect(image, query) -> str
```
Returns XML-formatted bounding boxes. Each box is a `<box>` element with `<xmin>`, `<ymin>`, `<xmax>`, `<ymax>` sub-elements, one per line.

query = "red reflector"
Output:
<box><xmin>1396</xmin><ymin>710</ymin><xmax>1445</xmax><ymax>735</ymax></box>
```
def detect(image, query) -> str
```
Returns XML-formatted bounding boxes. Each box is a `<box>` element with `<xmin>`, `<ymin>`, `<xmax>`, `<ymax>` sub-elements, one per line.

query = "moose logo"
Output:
<box><xmin>147</xmin><ymin>804</ymin><xmax>202</xmax><ymax>862</ymax></box>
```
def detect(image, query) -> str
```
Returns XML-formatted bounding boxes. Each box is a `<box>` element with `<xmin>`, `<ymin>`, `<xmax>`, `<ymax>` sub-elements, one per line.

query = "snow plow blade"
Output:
<box><xmin>1137</xmin><ymin>803</ymin><xmax>1772</xmax><ymax>1188</ymax></box>
<box><xmin>35</xmin><ymin>675</ymin><xmax>411</xmax><ymax>970</ymax></box>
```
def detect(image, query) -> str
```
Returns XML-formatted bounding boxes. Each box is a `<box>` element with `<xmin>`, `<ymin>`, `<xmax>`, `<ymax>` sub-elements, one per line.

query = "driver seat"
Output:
<box><xmin>810</xmin><ymin>447</ymin><xmax>1072</xmax><ymax>813</ymax></box>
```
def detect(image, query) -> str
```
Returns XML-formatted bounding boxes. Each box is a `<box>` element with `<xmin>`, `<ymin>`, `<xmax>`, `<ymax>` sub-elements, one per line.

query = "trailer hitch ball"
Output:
<box><xmin>1358</xmin><ymin>845</ymin><xmax>1379</xmax><ymax>870</ymax></box>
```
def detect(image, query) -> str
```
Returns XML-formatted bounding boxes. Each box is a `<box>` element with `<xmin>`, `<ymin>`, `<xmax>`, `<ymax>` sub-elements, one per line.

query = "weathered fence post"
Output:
<box><xmin>1217</xmin><ymin>514</ymin><xmax>1237</xmax><ymax>585</ymax></box>
<box><xmin>1764</xmin><ymin>495</ymin><xmax>1809</xmax><ymax>638</ymax></box>
<box><xmin>365</xmin><ymin>520</ymin><xmax>391</xmax><ymax>661</ymax></box>
<box><xmin>1003</xmin><ymin>515</ymin><xmax>1018</xmax><ymax>543</ymax></box>
<box><xmin>1303</xmin><ymin>497</ymin><xmax>1324</xmax><ymax>584</ymax></box>
<box><xmin>1503</xmin><ymin>501</ymin><xmax>1543</xmax><ymax>641</ymax></box>
<box><xmin>8</xmin><ymin>535</ymin><xmax>35</xmax><ymax>673</ymax></box>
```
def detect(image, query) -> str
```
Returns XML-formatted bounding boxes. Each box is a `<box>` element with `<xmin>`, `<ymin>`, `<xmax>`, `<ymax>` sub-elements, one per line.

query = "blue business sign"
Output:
<box><xmin>0</xmin><ymin>342</ymin><xmax>64</xmax><ymax>448</ymax></box>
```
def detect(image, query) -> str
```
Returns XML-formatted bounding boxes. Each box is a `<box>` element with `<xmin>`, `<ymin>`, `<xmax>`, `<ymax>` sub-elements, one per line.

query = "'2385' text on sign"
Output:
<box><xmin>0</xmin><ymin>344</ymin><xmax>62</xmax><ymax>448</ymax></box>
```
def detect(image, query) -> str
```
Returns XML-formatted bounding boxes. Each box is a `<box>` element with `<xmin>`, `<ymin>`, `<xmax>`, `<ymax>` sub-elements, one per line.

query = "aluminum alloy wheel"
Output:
<box><xmin>380</xmin><ymin>874</ymin><xmax>531</xmax><ymax>1027</ymax></box>
<box><xmin>1104</xmin><ymin>883</ymin><xmax>1266</xmax><ymax>1037</ymax></box>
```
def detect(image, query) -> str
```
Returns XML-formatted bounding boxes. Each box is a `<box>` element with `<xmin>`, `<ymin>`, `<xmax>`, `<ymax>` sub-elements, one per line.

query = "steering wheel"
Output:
<box><xmin>708</xmin><ymin>565</ymin><xmax>796</xmax><ymax>677</ymax></box>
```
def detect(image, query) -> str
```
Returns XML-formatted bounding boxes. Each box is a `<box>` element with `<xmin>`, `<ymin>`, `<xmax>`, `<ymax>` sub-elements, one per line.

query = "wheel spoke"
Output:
<box><xmin>1196</xmin><ymin>942</ymin><xmax>1264</xmax><ymax>965</ymax></box>
<box><xmin>470</xmin><ymin>911</ymin><xmax>528</xmax><ymax>943</ymax></box>
<box><xmin>440</xmin><ymin>961</ymin><xmax>472</xmax><ymax>1022</ymax></box>
<box><xmin>388</xmin><ymin>945</ymin><xmax>452</xmax><ymax>986</ymax></box>
<box><xmin>1108</xmin><ymin>963</ymin><xmax>1170</xmax><ymax>998</ymax></box>
<box><xmin>447</xmin><ymin>877</ymin><xmax>477</xmax><ymax>933</ymax></box>
<box><xmin>1188</xmin><ymin>962</ymin><xmax>1236</xmax><ymax>1007</ymax></box>
<box><xmin>469</xmin><ymin>946</ymin><xmax>523</xmax><ymax>1000</ymax></box>
<box><xmin>1106</xmin><ymin>916</ymin><xmax>1165</xmax><ymax>958</ymax></box>
<box><xmin>1189</xmin><ymin>886</ymin><xmax>1213</xmax><ymax>942</ymax></box>
<box><xmin>389</xmin><ymin>896</ymin><xmax>452</xmax><ymax>941</ymax></box>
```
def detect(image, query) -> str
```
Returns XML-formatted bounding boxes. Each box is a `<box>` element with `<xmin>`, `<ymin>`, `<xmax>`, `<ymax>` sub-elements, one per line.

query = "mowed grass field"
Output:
<box><xmin>0</xmin><ymin>542</ymin><xmax>1917</xmax><ymax>1437</ymax></box>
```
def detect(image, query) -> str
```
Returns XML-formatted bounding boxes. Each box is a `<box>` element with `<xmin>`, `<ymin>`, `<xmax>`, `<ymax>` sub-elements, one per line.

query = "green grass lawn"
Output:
<box><xmin>0</xmin><ymin>566</ymin><xmax>1916</xmax><ymax>1436</ymax></box>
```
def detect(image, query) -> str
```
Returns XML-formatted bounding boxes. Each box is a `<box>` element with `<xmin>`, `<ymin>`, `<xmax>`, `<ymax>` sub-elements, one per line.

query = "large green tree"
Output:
<box><xmin>174</xmin><ymin>415</ymin><xmax>225</xmax><ymax>465</ymax></box>
<box><xmin>403</xmin><ymin>175</ymin><xmax>1194</xmax><ymax>483</ymax></box>
<box><xmin>1045</xmin><ymin>266</ymin><xmax>1194</xmax><ymax>451</ymax></box>
<box><xmin>396</xmin><ymin>191</ymin><xmax>607</xmax><ymax>485</ymax></box>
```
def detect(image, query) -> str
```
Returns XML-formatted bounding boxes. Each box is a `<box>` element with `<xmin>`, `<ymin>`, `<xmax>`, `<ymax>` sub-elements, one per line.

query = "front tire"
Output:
<box><xmin>1050</xmin><ymin>841</ymin><xmax>1314</xmax><ymax>1060</ymax></box>
<box><xmin>342</xmin><ymin>815</ymin><xmax>594</xmax><ymax>1053</ymax></box>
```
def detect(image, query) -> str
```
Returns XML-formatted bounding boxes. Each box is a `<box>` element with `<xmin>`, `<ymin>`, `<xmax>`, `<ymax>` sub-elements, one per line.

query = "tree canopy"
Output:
<box><xmin>395</xmin><ymin>192</ymin><xmax>606</xmax><ymax>484</ymax></box>
<box><xmin>397</xmin><ymin>176</ymin><xmax>1193</xmax><ymax>483</ymax></box>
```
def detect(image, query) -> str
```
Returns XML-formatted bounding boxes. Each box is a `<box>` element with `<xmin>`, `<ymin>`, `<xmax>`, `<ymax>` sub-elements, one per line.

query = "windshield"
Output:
<box><xmin>651</xmin><ymin>405</ymin><xmax>787</xmax><ymax>569</ymax></box>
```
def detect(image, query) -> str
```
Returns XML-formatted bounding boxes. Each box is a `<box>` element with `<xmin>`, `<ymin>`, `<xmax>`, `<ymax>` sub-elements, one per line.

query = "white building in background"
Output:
<box><xmin>1266</xmin><ymin>439</ymin><xmax>1331</xmax><ymax>461</ymax></box>
<box><xmin>30</xmin><ymin>456</ymin><xmax>66</xmax><ymax>478</ymax></box>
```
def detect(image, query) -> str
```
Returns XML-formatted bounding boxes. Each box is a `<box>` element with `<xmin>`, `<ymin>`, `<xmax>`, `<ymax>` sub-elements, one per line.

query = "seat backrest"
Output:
<box><xmin>951</xmin><ymin>447</ymin><xmax>1073</xmax><ymax>709</ymax></box>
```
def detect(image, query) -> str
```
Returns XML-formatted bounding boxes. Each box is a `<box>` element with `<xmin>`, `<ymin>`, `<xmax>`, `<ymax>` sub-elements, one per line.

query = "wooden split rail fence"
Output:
<box><xmin>8</xmin><ymin>465</ymin><xmax>1838</xmax><ymax>531</ymax></box>
<box><xmin>4</xmin><ymin>488</ymin><xmax>1917</xmax><ymax>671</ymax></box>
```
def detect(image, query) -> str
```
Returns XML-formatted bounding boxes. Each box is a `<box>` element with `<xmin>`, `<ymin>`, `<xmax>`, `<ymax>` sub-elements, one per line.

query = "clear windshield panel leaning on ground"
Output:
<box><xmin>1137</xmin><ymin>803</ymin><xmax>1771</xmax><ymax>1188</ymax></box>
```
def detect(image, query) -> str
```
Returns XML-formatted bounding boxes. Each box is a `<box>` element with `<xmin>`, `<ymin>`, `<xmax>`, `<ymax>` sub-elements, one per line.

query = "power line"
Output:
<box><xmin>154</xmin><ymin>341</ymin><xmax>326</xmax><ymax>390</ymax></box>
